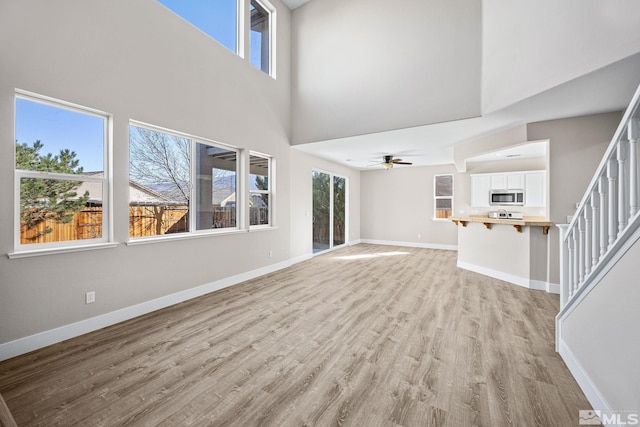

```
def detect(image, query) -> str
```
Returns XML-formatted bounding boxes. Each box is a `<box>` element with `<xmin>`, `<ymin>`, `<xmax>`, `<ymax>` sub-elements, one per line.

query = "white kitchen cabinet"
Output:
<box><xmin>525</xmin><ymin>171</ymin><xmax>546</xmax><ymax>207</ymax></box>
<box><xmin>507</xmin><ymin>173</ymin><xmax>524</xmax><ymax>189</ymax></box>
<box><xmin>470</xmin><ymin>174</ymin><xmax>491</xmax><ymax>207</ymax></box>
<box><xmin>471</xmin><ymin>170</ymin><xmax>546</xmax><ymax>208</ymax></box>
<box><xmin>489</xmin><ymin>172</ymin><xmax>523</xmax><ymax>190</ymax></box>
<box><xmin>490</xmin><ymin>174</ymin><xmax>506</xmax><ymax>190</ymax></box>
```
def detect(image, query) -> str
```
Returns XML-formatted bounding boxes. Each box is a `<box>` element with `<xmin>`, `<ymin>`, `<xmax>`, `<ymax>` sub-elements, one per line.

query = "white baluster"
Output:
<box><xmin>572</xmin><ymin>229</ymin><xmax>579</xmax><ymax>294</ymax></box>
<box><xmin>607</xmin><ymin>158</ymin><xmax>618</xmax><ymax>248</ymax></box>
<box><xmin>590</xmin><ymin>190</ymin><xmax>599</xmax><ymax>269</ymax></box>
<box><xmin>578</xmin><ymin>216</ymin><xmax>585</xmax><ymax>285</ymax></box>
<box><xmin>599</xmin><ymin>175</ymin><xmax>608</xmax><ymax>258</ymax></box>
<box><xmin>584</xmin><ymin>203</ymin><xmax>591</xmax><ymax>276</ymax></box>
<box><xmin>628</xmin><ymin>118</ymin><xmax>639</xmax><ymax>217</ymax></box>
<box><xmin>618</xmin><ymin>140</ymin><xmax>628</xmax><ymax>235</ymax></box>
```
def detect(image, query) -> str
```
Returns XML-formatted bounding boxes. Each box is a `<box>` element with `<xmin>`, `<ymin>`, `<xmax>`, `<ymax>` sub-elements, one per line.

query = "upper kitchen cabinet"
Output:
<box><xmin>524</xmin><ymin>171</ymin><xmax>546</xmax><ymax>207</ymax></box>
<box><xmin>471</xmin><ymin>170</ymin><xmax>546</xmax><ymax>208</ymax></box>
<box><xmin>490</xmin><ymin>172</ymin><xmax>524</xmax><ymax>190</ymax></box>
<box><xmin>471</xmin><ymin>174</ymin><xmax>491</xmax><ymax>207</ymax></box>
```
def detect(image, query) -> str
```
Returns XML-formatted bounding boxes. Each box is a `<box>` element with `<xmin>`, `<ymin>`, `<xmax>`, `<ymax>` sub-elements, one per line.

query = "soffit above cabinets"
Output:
<box><xmin>466</xmin><ymin>141</ymin><xmax>547</xmax><ymax>164</ymax></box>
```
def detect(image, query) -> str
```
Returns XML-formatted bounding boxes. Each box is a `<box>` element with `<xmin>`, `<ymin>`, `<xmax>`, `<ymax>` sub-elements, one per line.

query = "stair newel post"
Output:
<box><xmin>607</xmin><ymin>158</ymin><xmax>618</xmax><ymax>248</ymax></box>
<box><xmin>628</xmin><ymin>118</ymin><xmax>639</xmax><ymax>217</ymax></box>
<box><xmin>617</xmin><ymin>139</ymin><xmax>628</xmax><ymax>235</ymax></box>
<box><xmin>558</xmin><ymin>224</ymin><xmax>571</xmax><ymax>306</ymax></box>
<box><xmin>590</xmin><ymin>190</ymin><xmax>599</xmax><ymax>269</ymax></box>
<box><xmin>583</xmin><ymin>202</ymin><xmax>592</xmax><ymax>276</ymax></box>
<box><xmin>599</xmin><ymin>175</ymin><xmax>608</xmax><ymax>258</ymax></box>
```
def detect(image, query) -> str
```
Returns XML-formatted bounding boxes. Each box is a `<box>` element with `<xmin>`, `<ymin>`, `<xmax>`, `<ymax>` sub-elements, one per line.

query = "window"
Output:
<box><xmin>249</xmin><ymin>153</ymin><xmax>271</xmax><ymax>226</ymax></box>
<box><xmin>156</xmin><ymin>0</ymin><xmax>275</xmax><ymax>76</ymax></box>
<box><xmin>129</xmin><ymin>123</ymin><xmax>239</xmax><ymax>238</ymax></box>
<box><xmin>434</xmin><ymin>174</ymin><xmax>453</xmax><ymax>220</ymax></box>
<box><xmin>14</xmin><ymin>92</ymin><xmax>110</xmax><ymax>250</ymax></box>
<box><xmin>250</xmin><ymin>0</ymin><xmax>271</xmax><ymax>74</ymax></box>
<box><xmin>156</xmin><ymin>0</ymin><xmax>238</xmax><ymax>53</ymax></box>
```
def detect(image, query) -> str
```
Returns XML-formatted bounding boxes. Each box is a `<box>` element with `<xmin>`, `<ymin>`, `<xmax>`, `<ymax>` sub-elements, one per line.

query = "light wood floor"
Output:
<box><xmin>0</xmin><ymin>244</ymin><xmax>594</xmax><ymax>426</ymax></box>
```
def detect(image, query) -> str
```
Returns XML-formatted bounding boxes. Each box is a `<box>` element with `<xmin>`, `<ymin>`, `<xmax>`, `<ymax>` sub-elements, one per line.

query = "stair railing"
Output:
<box><xmin>558</xmin><ymin>83</ymin><xmax>640</xmax><ymax>310</ymax></box>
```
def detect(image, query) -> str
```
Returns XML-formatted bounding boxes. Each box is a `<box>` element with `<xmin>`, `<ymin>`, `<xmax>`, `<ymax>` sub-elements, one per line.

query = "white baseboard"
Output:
<box><xmin>457</xmin><ymin>261</ymin><xmax>559</xmax><ymax>294</ymax></box>
<box><xmin>360</xmin><ymin>239</ymin><xmax>458</xmax><ymax>251</ymax></box>
<box><xmin>558</xmin><ymin>339</ymin><xmax>613</xmax><ymax>423</ymax></box>
<box><xmin>0</xmin><ymin>259</ymin><xmax>294</xmax><ymax>362</ymax></box>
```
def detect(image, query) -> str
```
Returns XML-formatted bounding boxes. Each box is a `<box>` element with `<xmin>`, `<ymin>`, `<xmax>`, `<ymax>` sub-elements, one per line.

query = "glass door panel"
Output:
<box><xmin>312</xmin><ymin>171</ymin><xmax>330</xmax><ymax>253</ymax></box>
<box><xmin>333</xmin><ymin>176</ymin><xmax>346</xmax><ymax>246</ymax></box>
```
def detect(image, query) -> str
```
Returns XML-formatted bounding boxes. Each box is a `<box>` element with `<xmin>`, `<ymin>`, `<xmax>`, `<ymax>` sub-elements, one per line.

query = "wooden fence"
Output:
<box><xmin>19</xmin><ymin>205</ymin><xmax>254</xmax><ymax>244</ymax></box>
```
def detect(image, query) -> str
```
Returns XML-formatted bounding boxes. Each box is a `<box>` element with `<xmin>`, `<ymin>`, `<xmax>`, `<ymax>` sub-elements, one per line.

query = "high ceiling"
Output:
<box><xmin>286</xmin><ymin>1</ymin><xmax>640</xmax><ymax>170</ymax></box>
<box><xmin>294</xmin><ymin>52</ymin><xmax>640</xmax><ymax>170</ymax></box>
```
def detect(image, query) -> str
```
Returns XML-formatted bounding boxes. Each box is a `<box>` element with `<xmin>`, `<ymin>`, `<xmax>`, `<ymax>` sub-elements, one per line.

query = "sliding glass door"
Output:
<box><xmin>313</xmin><ymin>170</ymin><xmax>347</xmax><ymax>253</ymax></box>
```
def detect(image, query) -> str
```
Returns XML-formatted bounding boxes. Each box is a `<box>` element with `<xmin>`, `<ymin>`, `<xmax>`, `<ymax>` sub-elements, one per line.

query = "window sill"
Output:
<box><xmin>432</xmin><ymin>218</ymin><xmax>453</xmax><ymax>222</ymax></box>
<box><xmin>8</xmin><ymin>242</ymin><xmax>119</xmax><ymax>259</ymax></box>
<box><xmin>249</xmin><ymin>225</ymin><xmax>277</xmax><ymax>232</ymax></box>
<box><xmin>126</xmin><ymin>228</ymin><xmax>247</xmax><ymax>246</ymax></box>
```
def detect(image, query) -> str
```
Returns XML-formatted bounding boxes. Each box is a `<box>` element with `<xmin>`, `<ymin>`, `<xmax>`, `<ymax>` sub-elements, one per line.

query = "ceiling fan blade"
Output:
<box><xmin>392</xmin><ymin>161</ymin><xmax>412</xmax><ymax>165</ymax></box>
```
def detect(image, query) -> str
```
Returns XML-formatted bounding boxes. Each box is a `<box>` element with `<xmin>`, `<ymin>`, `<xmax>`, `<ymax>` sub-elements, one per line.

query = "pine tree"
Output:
<box><xmin>16</xmin><ymin>140</ymin><xmax>89</xmax><ymax>235</ymax></box>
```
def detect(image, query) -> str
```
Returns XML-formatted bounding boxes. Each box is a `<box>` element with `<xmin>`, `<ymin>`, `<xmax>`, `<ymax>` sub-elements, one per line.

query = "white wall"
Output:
<box><xmin>527</xmin><ymin>112</ymin><xmax>622</xmax><ymax>284</ymax></box>
<box><xmin>0</xmin><ymin>0</ymin><xmax>291</xmax><ymax>346</ymax></box>
<box><xmin>562</xmin><ymin>236</ymin><xmax>640</xmax><ymax>410</ymax></box>
<box><xmin>482</xmin><ymin>0</ymin><xmax>640</xmax><ymax>114</ymax></box>
<box><xmin>291</xmin><ymin>0</ymin><xmax>481</xmax><ymax>144</ymax></box>
<box><xmin>360</xmin><ymin>164</ymin><xmax>460</xmax><ymax>248</ymax></box>
<box><xmin>290</xmin><ymin>149</ymin><xmax>361</xmax><ymax>260</ymax></box>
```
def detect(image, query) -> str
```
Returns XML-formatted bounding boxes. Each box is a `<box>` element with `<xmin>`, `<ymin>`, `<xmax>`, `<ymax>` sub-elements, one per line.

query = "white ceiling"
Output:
<box><xmin>281</xmin><ymin>0</ymin><xmax>312</xmax><ymax>10</ymax></box>
<box><xmin>294</xmin><ymin>51</ymin><xmax>640</xmax><ymax>170</ymax></box>
<box><xmin>466</xmin><ymin>140</ymin><xmax>547</xmax><ymax>164</ymax></box>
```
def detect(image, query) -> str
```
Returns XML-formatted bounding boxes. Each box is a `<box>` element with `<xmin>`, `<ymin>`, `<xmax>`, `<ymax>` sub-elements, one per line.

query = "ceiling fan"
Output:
<box><xmin>374</xmin><ymin>155</ymin><xmax>413</xmax><ymax>169</ymax></box>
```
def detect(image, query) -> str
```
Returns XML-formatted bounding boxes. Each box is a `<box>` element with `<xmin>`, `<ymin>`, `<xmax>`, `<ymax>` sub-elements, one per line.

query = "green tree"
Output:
<box><xmin>16</xmin><ymin>140</ymin><xmax>89</xmax><ymax>235</ymax></box>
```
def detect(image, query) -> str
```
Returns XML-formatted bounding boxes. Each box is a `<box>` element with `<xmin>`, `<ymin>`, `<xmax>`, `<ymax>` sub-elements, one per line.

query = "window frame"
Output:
<box><xmin>156</xmin><ymin>0</ymin><xmax>276</xmax><ymax>78</ymax></box>
<box><xmin>128</xmin><ymin>121</ymin><xmax>241</xmax><ymax>242</ymax></box>
<box><xmin>249</xmin><ymin>0</ymin><xmax>275</xmax><ymax>76</ymax></box>
<box><xmin>433</xmin><ymin>174</ymin><xmax>454</xmax><ymax>221</ymax></box>
<box><xmin>248</xmin><ymin>152</ymin><xmax>273</xmax><ymax>229</ymax></box>
<box><xmin>13</xmin><ymin>91</ymin><xmax>112</xmax><ymax>254</ymax></box>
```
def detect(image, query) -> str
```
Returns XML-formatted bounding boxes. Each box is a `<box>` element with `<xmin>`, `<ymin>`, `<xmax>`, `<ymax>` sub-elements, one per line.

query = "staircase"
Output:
<box><xmin>556</xmin><ymin>83</ymin><xmax>640</xmax><ymax>419</ymax></box>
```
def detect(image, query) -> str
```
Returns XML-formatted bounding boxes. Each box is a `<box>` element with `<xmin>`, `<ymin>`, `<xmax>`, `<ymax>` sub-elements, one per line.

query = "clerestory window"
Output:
<box><xmin>157</xmin><ymin>0</ymin><xmax>275</xmax><ymax>76</ymax></box>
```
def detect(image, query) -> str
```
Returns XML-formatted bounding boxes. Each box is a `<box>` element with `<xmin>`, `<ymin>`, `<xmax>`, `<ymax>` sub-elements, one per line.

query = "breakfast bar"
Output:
<box><xmin>450</xmin><ymin>215</ymin><xmax>557</xmax><ymax>293</ymax></box>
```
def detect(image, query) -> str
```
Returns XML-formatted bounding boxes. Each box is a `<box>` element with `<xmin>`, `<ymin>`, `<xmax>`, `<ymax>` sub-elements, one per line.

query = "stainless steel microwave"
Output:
<box><xmin>490</xmin><ymin>189</ymin><xmax>524</xmax><ymax>206</ymax></box>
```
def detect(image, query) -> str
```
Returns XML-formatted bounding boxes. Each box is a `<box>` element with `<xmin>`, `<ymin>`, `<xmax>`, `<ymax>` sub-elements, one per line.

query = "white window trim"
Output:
<box><xmin>249</xmin><ymin>151</ymin><xmax>273</xmax><ymax>229</ymax></box>
<box><xmin>128</xmin><ymin>121</ymin><xmax>241</xmax><ymax>242</ymax></box>
<box><xmin>13</xmin><ymin>90</ymin><xmax>113</xmax><ymax>255</ymax></box>
<box><xmin>250</xmin><ymin>0</ymin><xmax>276</xmax><ymax>78</ymax></box>
<box><xmin>433</xmin><ymin>173</ymin><xmax>454</xmax><ymax>222</ymax></box>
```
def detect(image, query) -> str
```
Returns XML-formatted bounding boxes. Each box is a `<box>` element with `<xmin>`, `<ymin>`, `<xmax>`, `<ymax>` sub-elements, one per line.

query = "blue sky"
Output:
<box><xmin>157</xmin><ymin>0</ymin><xmax>238</xmax><ymax>52</ymax></box>
<box><xmin>16</xmin><ymin>98</ymin><xmax>105</xmax><ymax>172</ymax></box>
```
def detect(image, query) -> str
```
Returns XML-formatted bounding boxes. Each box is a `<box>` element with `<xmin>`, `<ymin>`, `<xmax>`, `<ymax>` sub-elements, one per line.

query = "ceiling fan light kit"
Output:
<box><xmin>382</xmin><ymin>155</ymin><xmax>412</xmax><ymax>169</ymax></box>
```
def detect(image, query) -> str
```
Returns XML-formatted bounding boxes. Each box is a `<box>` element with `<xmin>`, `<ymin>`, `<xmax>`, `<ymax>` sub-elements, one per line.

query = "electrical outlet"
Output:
<box><xmin>269</xmin><ymin>250</ymin><xmax>273</xmax><ymax>258</ymax></box>
<box><xmin>417</xmin><ymin>233</ymin><xmax>421</xmax><ymax>239</ymax></box>
<box><xmin>85</xmin><ymin>291</ymin><xmax>95</xmax><ymax>304</ymax></box>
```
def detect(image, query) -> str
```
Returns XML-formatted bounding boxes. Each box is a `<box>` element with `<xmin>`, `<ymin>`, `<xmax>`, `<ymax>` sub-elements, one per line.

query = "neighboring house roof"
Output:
<box><xmin>73</xmin><ymin>172</ymin><xmax>184</xmax><ymax>206</ymax></box>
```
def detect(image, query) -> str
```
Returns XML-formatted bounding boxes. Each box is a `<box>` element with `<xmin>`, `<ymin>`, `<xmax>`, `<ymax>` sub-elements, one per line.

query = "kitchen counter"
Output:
<box><xmin>450</xmin><ymin>215</ymin><xmax>554</xmax><ymax>234</ymax></box>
